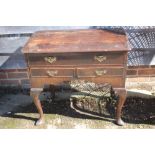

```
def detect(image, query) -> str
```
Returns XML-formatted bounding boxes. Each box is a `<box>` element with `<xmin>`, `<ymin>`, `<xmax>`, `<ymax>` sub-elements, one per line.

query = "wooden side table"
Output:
<box><xmin>22</xmin><ymin>29</ymin><xmax>130</xmax><ymax>126</ymax></box>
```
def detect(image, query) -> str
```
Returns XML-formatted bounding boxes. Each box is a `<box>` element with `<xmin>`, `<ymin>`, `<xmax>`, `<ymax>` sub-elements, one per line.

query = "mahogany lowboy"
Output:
<box><xmin>22</xmin><ymin>29</ymin><xmax>130</xmax><ymax>126</ymax></box>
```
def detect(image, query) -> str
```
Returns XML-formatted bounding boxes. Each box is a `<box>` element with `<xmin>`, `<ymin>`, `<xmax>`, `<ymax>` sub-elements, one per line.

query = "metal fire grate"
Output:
<box><xmin>52</xmin><ymin>79</ymin><xmax>117</xmax><ymax>101</ymax></box>
<box><xmin>68</xmin><ymin>80</ymin><xmax>117</xmax><ymax>116</ymax></box>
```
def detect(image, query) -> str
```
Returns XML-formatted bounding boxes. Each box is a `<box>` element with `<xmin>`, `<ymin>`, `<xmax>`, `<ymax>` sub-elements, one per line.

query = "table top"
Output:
<box><xmin>22</xmin><ymin>29</ymin><xmax>130</xmax><ymax>54</ymax></box>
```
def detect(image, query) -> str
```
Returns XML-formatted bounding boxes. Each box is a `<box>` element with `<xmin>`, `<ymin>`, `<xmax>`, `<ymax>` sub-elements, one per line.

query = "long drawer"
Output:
<box><xmin>27</xmin><ymin>52</ymin><xmax>125</xmax><ymax>66</ymax></box>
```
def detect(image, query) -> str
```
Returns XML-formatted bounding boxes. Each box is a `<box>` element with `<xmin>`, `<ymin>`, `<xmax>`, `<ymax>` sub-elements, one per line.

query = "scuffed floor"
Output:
<box><xmin>0</xmin><ymin>92</ymin><xmax>154</xmax><ymax>129</ymax></box>
<box><xmin>0</xmin><ymin>113</ymin><xmax>154</xmax><ymax>129</ymax></box>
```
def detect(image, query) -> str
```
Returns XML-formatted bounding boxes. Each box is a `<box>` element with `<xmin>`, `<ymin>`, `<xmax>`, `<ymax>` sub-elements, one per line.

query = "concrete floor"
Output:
<box><xmin>0</xmin><ymin>92</ymin><xmax>154</xmax><ymax>129</ymax></box>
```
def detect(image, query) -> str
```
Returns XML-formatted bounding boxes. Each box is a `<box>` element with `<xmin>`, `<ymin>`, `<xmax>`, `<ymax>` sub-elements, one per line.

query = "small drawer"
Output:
<box><xmin>77</xmin><ymin>67</ymin><xmax>124</xmax><ymax>78</ymax></box>
<box><xmin>30</xmin><ymin>68</ymin><xmax>74</xmax><ymax>78</ymax></box>
<box><xmin>27</xmin><ymin>52</ymin><xmax>125</xmax><ymax>67</ymax></box>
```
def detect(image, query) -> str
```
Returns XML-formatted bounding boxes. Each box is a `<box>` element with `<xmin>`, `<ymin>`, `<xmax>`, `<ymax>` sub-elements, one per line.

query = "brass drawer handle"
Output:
<box><xmin>44</xmin><ymin>56</ymin><xmax>57</xmax><ymax>64</ymax></box>
<box><xmin>94</xmin><ymin>55</ymin><xmax>107</xmax><ymax>62</ymax></box>
<box><xmin>95</xmin><ymin>70</ymin><xmax>107</xmax><ymax>76</ymax></box>
<box><xmin>47</xmin><ymin>70</ymin><xmax>58</xmax><ymax>77</ymax></box>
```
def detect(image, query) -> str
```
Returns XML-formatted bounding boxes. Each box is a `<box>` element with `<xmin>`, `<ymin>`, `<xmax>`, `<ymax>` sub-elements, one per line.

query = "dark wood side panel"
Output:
<box><xmin>30</xmin><ymin>77</ymin><xmax>124</xmax><ymax>88</ymax></box>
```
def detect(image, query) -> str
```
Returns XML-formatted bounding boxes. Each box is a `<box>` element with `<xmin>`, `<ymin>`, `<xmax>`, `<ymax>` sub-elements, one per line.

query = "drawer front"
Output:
<box><xmin>30</xmin><ymin>68</ymin><xmax>74</xmax><ymax>78</ymax></box>
<box><xmin>28</xmin><ymin>52</ymin><xmax>125</xmax><ymax>66</ymax></box>
<box><xmin>77</xmin><ymin>67</ymin><xmax>124</xmax><ymax>78</ymax></box>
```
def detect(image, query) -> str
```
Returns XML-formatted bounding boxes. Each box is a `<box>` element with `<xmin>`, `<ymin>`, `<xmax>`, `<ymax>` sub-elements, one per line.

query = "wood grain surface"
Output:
<box><xmin>23</xmin><ymin>29</ymin><xmax>129</xmax><ymax>53</ymax></box>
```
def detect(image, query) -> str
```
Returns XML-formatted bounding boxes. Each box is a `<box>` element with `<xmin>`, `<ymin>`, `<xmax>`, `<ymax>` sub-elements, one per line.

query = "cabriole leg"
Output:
<box><xmin>30</xmin><ymin>88</ymin><xmax>44</xmax><ymax>125</ymax></box>
<box><xmin>114</xmin><ymin>89</ymin><xmax>127</xmax><ymax>126</ymax></box>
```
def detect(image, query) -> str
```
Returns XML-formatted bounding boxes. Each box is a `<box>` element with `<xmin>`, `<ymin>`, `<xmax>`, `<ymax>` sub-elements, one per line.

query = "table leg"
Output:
<box><xmin>30</xmin><ymin>88</ymin><xmax>44</xmax><ymax>125</ymax></box>
<box><xmin>114</xmin><ymin>89</ymin><xmax>127</xmax><ymax>126</ymax></box>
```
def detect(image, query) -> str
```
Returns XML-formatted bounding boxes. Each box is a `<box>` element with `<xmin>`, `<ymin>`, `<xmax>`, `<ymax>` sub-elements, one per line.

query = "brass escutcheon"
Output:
<box><xmin>46</xmin><ymin>70</ymin><xmax>58</xmax><ymax>77</ymax></box>
<box><xmin>94</xmin><ymin>55</ymin><xmax>107</xmax><ymax>62</ymax></box>
<box><xmin>95</xmin><ymin>70</ymin><xmax>107</xmax><ymax>76</ymax></box>
<box><xmin>44</xmin><ymin>56</ymin><xmax>57</xmax><ymax>64</ymax></box>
